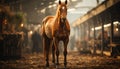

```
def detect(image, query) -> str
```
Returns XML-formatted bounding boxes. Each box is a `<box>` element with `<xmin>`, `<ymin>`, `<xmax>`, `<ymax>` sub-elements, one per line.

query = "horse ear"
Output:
<box><xmin>65</xmin><ymin>0</ymin><xmax>67</xmax><ymax>4</ymax></box>
<box><xmin>59</xmin><ymin>0</ymin><xmax>61</xmax><ymax>4</ymax></box>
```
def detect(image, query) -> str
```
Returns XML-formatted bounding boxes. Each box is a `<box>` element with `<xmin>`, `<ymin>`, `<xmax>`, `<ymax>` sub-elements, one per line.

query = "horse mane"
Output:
<box><xmin>55</xmin><ymin>5</ymin><xmax>61</xmax><ymax>19</ymax></box>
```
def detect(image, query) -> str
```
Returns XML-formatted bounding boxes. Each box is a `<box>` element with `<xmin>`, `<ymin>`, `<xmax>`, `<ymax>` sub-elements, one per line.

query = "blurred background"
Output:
<box><xmin>1</xmin><ymin>0</ymin><xmax>120</xmax><ymax>69</ymax></box>
<box><xmin>0</xmin><ymin>0</ymin><xmax>106</xmax><ymax>54</ymax></box>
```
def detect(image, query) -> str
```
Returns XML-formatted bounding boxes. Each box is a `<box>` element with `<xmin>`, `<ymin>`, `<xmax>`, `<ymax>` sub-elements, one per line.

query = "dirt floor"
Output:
<box><xmin>0</xmin><ymin>52</ymin><xmax>120</xmax><ymax>69</ymax></box>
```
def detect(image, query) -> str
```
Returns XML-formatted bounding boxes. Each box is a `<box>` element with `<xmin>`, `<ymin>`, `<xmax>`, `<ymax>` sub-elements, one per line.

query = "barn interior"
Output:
<box><xmin>0</xmin><ymin>0</ymin><xmax>120</xmax><ymax>69</ymax></box>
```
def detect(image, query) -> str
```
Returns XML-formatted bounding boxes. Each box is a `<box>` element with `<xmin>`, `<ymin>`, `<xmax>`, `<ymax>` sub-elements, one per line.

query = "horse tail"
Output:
<box><xmin>41</xmin><ymin>19</ymin><xmax>46</xmax><ymax>37</ymax></box>
<box><xmin>41</xmin><ymin>19</ymin><xmax>46</xmax><ymax>62</ymax></box>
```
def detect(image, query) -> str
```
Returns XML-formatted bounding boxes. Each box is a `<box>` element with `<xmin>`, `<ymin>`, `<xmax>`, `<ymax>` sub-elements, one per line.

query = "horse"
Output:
<box><xmin>41</xmin><ymin>0</ymin><xmax>70</xmax><ymax>68</ymax></box>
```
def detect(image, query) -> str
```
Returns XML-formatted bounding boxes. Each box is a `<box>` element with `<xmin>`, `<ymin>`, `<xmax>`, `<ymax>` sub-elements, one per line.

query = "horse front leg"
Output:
<box><xmin>53</xmin><ymin>37</ymin><xmax>59</xmax><ymax>68</ymax></box>
<box><xmin>56</xmin><ymin>46</ymin><xmax>59</xmax><ymax>66</ymax></box>
<box><xmin>63</xmin><ymin>38</ymin><xmax>69</xmax><ymax>68</ymax></box>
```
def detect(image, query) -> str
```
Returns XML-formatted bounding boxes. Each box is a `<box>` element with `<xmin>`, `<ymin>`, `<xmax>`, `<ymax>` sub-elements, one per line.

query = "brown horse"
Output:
<box><xmin>41</xmin><ymin>0</ymin><xmax>70</xmax><ymax>68</ymax></box>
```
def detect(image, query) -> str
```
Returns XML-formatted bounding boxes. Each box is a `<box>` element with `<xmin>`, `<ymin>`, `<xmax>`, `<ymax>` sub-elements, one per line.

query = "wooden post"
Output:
<box><xmin>93</xmin><ymin>19</ymin><xmax>96</xmax><ymax>54</ymax></box>
<box><xmin>110</xmin><ymin>12</ymin><xmax>114</xmax><ymax>56</ymax></box>
<box><xmin>101</xmin><ymin>15</ymin><xmax>104</xmax><ymax>55</ymax></box>
<box><xmin>0</xmin><ymin>12</ymin><xmax>4</xmax><ymax>33</ymax></box>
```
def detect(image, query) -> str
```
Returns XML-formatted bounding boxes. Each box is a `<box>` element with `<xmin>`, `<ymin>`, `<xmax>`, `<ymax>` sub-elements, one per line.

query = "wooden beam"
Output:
<box><xmin>72</xmin><ymin>0</ymin><xmax>120</xmax><ymax>27</ymax></box>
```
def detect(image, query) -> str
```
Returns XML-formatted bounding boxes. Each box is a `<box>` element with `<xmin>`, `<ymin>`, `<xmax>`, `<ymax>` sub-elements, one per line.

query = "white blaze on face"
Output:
<box><xmin>62</xmin><ymin>6</ymin><xmax>65</xmax><ymax>10</ymax></box>
<box><xmin>61</xmin><ymin>6</ymin><xmax>67</xmax><ymax>18</ymax></box>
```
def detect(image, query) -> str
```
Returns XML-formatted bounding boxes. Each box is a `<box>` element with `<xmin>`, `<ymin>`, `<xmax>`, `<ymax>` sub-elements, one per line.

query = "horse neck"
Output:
<box><xmin>55</xmin><ymin>7</ymin><xmax>66</xmax><ymax>29</ymax></box>
<box><xmin>54</xmin><ymin>9</ymin><xmax>60</xmax><ymax>23</ymax></box>
<box><xmin>55</xmin><ymin>16</ymin><xmax>66</xmax><ymax>30</ymax></box>
<box><xmin>55</xmin><ymin>11</ymin><xmax>60</xmax><ymax>19</ymax></box>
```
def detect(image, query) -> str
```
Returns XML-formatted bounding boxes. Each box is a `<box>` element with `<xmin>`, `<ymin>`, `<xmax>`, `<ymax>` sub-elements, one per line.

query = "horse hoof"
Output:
<box><xmin>46</xmin><ymin>67</ymin><xmax>50</xmax><ymax>69</ymax></box>
<box><xmin>56</xmin><ymin>65</ymin><xmax>59</xmax><ymax>69</ymax></box>
<box><xmin>64</xmin><ymin>66</ymin><xmax>67</xmax><ymax>69</ymax></box>
<box><xmin>45</xmin><ymin>65</ymin><xmax>49</xmax><ymax>69</ymax></box>
<box><xmin>45</xmin><ymin>67</ymin><xmax>49</xmax><ymax>69</ymax></box>
<box><xmin>51</xmin><ymin>63</ymin><xmax>56</xmax><ymax>67</ymax></box>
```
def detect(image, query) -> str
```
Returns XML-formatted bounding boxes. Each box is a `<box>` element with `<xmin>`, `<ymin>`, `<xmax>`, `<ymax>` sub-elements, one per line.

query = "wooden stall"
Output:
<box><xmin>72</xmin><ymin>0</ymin><xmax>120</xmax><ymax>57</ymax></box>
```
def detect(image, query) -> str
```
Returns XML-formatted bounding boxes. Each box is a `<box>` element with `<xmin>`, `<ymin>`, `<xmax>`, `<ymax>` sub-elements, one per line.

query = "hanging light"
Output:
<box><xmin>116</xmin><ymin>28</ymin><xmax>118</xmax><ymax>32</ymax></box>
<box><xmin>21</xmin><ymin>23</ymin><xmax>24</xmax><ymax>27</ymax></box>
<box><xmin>71</xmin><ymin>0</ymin><xmax>77</xmax><ymax>2</ymax></box>
<box><xmin>30</xmin><ymin>31</ymin><xmax>33</xmax><ymax>35</ymax></box>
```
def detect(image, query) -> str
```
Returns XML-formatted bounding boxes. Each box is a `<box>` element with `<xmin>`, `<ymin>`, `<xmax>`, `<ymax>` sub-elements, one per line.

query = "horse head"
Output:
<box><xmin>57</xmin><ymin>0</ymin><xmax>68</xmax><ymax>23</ymax></box>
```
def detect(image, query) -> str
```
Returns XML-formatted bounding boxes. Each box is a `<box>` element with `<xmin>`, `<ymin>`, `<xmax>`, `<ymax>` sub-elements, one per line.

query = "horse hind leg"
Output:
<box><xmin>52</xmin><ymin>44</ymin><xmax>55</xmax><ymax>65</ymax></box>
<box><xmin>43</xmin><ymin>36</ymin><xmax>51</xmax><ymax>67</ymax></box>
